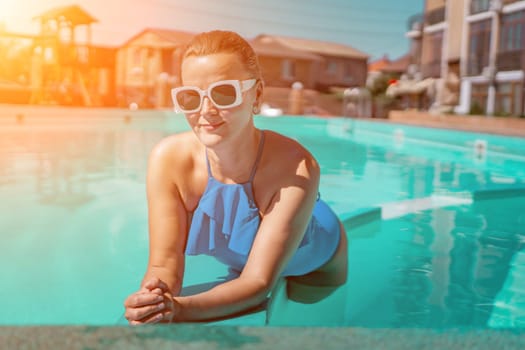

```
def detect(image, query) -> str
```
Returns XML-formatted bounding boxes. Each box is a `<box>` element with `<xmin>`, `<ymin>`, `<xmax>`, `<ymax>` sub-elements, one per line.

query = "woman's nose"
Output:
<box><xmin>200</xmin><ymin>96</ymin><xmax>217</xmax><ymax>115</ymax></box>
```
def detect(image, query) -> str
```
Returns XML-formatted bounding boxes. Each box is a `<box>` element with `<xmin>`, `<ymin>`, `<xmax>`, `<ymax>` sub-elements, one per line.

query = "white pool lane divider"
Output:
<box><xmin>340</xmin><ymin>185</ymin><xmax>525</xmax><ymax>227</ymax></box>
<box><xmin>338</xmin><ymin>193</ymin><xmax>473</xmax><ymax>229</ymax></box>
<box><xmin>380</xmin><ymin>194</ymin><xmax>473</xmax><ymax>220</ymax></box>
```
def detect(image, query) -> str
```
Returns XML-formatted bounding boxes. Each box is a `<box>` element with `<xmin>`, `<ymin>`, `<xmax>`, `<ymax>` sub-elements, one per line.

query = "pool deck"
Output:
<box><xmin>387</xmin><ymin>110</ymin><xmax>525</xmax><ymax>138</ymax></box>
<box><xmin>1</xmin><ymin>103</ymin><xmax>524</xmax><ymax>138</ymax></box>
<box><xmin>2</xmin><ymin>325</ymin><xmax>525</xmax><ymax>349</ymax></box>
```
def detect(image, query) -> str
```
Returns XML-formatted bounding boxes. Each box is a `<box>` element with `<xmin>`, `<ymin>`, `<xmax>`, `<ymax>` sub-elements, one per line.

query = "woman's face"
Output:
<box><xmin>180</xmin><ymin>52</ymin><xmax>260</xmax><ymax>147</ymax></box>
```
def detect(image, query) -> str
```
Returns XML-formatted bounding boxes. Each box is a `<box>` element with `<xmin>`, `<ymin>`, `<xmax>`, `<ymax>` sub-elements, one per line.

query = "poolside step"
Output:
<box><xmin>340</xmin><ymin>207</ymin><xmax>382</xmax><ymax>229</ymax></box>
<box><xmin>380</xmin><ymin>195</ymin><xmax>473</xmax><ymax>219</ymax></box>
<box><xmin>473</xmin><ymin>185</ymin><xmax>525</xmax><ymax>201</ymax></box>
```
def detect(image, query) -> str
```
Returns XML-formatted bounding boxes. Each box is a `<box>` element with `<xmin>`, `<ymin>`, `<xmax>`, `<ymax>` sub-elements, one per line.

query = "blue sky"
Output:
<box><xmin>1</xmin><ymin>0</ymin><xmax>424</xmax><ymax>60</ymax></box>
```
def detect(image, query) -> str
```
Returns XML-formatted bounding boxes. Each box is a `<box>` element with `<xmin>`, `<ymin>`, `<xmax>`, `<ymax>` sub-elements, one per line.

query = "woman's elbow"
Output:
<box><xmin>243</xmin><ymin>276</ymin><xmax>277</xmax><ymax>301</ymax></box>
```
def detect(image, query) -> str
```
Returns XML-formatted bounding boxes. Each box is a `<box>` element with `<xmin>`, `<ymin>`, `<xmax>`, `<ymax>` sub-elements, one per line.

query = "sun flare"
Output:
<box><xmin>0</xmin><ymin>0</ymin><xmax>39</xmax><ymax>32</ymax></box>
<box><xmin>0</xmin><ymin>0</ymin><xmax>21</xmax><ymax>19</ymax></box>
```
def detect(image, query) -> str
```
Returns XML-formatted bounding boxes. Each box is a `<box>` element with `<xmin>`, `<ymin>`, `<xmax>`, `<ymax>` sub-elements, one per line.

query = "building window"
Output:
<box><xmin>425</xmin><ymin>6</ymin><xmax>445</xmax><ymax>26</ymax></box>
<box><xmin>501</xmin><ymin>11</ymin><xmax>524</xmax><ymax>51</ymax></box>
<box><xmin>467</xmin><ymin>19</ymin><xmax>491</xmax><ymax>76</ymax></box>
<box><xmin>498</xmin><ymin>10</ymin><xmax>525</xmax><ymax>71</ymax></box>
<box><xmin>471</xmin><ymin>83</ymin><xmax>488</xmax><ymax>114</ymax></box>
<box><xmin>282</xmin><ymin>59</ymin><xmax>295</xmax><ymax>80</ymax></box>
<box><xmin>43</xmin><ymin>47</ymin><xmax>54</xmax><ymax>63</ymax></box>
<box><xmin>470</xmin><ymin>0</ymin><xmax>490</xmax><ymax>15</ymax></box>
<box><xmin>495</xmin><ymin>81</ymin><xmax>522</xmax><ymax>116</ymax></box>
<box><xmin>77</xmin><ymin>46</ymin><xmax>89</xmax><ymax>64</ymax></box>
<box><xmin>422</xmin><ymin>31</ymin><xmax>443</xmax><ymax>78</ymax></box>
<box><xmin>161</xmin><ymin>50</ymin><xmax>174</xmax><ymax>74</ymax></box>
<box><xmin>132</xmin><ymin>48</ymin><xmax>142</xmax><ymax>66</ymax></box>
<box><xmin>343</xmin><ymin>62</ymin><xmax>353</xmax><ymax>80</ymax></box>
<box><xmin>326</xmin><ymin>60</ymin><xmax>338</xmax><ymax>75</ymax></box>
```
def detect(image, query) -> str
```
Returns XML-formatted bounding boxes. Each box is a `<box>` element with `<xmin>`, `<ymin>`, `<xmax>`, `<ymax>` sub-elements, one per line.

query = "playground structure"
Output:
<box><xmin>0</xmin><ymin>5</ymin><xmax>116</xmax><ymax>106</ymax></box>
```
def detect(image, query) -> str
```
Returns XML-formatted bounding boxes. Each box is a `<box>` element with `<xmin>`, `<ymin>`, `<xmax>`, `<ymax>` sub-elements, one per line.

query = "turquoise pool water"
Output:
<box><xmin>1</xmin><ymin>113</ymin><xmax>524</xmax><ymax>327</ymax></box>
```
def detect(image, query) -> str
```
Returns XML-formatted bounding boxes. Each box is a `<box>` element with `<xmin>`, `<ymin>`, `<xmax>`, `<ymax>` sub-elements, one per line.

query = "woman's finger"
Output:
<box><xmin>150</xmin><ymin>287</ymin><xmax>164</xmax><ymax>295</ymax></box>
<box><xmin>141</xmin><ymin>310</ymin><xmax>166</xmax><ymax>324</ymax></box>
<box><xmin>129</xmin><ymin>311</ymin><xmax>163</xmax><ymax>326</ymax></box>
<box><xmin>125</xmin><ymin>301</ymin><xmax>166</xmax><ymax>323</ymax></box>
<box><xmin>124</xmin><ymin>291</ymin><xmax>164</xmax><ymax>308</ymax></box>
<box><xmin>143</xmin><ymin>277</ymin><xmax>170</xmax><ymax>292</ymax></box>
<box><xmin>142</xmin><ymin>277</ymin><xmax>161</xmax><ymax>290</ymax></box>
<box><xmin>156</xmin><ymin>279</ymin><xmax>170</xmax><ymax>291</ymax></box>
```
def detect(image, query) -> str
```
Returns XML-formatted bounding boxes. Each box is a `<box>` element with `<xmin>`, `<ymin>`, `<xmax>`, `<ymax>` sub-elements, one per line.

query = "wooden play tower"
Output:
<box><xmin>30</xmin><ymin>5</ymin><xmax>98</xmax><ymax>106</ymax></box>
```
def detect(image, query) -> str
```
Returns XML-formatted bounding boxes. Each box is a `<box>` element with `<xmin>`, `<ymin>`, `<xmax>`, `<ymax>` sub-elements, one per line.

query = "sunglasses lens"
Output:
<box><xmin>176</xmin><ymin>90</ymin><xmax>201</xmax><ymax>111</ymax></box>
<box><xmin>210</xmin><ymin>83</ymin><xmax>237</xmax><ymax>107</ymax></box>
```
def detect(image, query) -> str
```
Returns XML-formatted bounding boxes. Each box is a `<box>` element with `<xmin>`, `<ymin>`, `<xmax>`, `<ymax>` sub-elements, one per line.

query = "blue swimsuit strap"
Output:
<box><xmin>205</xmin><ymin>130</ymin><xmax>266</xmax><ymax>183</ymax></box>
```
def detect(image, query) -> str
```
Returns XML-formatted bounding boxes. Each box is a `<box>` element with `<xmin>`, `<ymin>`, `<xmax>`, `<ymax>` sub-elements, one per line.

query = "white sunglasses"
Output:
<box><xmin>171</xmin><ymin>79</ymin><xmax>257</xmax><ymax>113</ymax></box>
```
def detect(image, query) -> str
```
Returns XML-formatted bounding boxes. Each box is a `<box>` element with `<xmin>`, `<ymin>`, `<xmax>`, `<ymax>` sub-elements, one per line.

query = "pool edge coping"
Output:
<box><xmin>2</xmin><ymin>325</ymin><xmax>525</xmax><ymax>349</ymax></box>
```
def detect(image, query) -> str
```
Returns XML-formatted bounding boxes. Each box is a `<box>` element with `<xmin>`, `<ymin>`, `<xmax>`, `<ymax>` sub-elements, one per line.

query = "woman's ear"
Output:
<box><xmin>254</xmin><ymin>80</ymin><xmax>264</xmax><ymax>110</ymax></box>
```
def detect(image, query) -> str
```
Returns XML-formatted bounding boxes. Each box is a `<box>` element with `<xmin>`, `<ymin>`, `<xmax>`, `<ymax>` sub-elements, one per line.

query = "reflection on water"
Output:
<box><xmin>345</xmin><ymin>196</ymin><xmax>525</xmax><ymax>328</ymax></box>
<box><xmin>0</xmin><ymin>122</ymin><xmax>169</xmax><ymax>325</ymax></box>
<box><xmin>0</xmin><ymin>127</ymin><xmax>165</xmax><ymax>207</ymax></box>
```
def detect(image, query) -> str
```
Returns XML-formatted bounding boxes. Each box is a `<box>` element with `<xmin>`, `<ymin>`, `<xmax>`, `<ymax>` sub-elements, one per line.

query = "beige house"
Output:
<box><xmin>252</xmin><ymin>34</ymin><xmax>369</xmax><ymax>91</ymax></box>
<box><xmin>115</xmin><ymin>28</ymin><xmax>194</xmax><ymax>108</ymax></box>
<box><xmin>249</xmin><ymin>36</ymin><xmax>321</xmax><ymax>89</ymax></box>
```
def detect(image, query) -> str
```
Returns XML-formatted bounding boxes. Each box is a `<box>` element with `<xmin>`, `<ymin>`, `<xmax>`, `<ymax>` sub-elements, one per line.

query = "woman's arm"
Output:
<box><xmin>142</xmin><ymin>137</ymin><xmax>189</xmax><ymax>295</ymax></box>
<box><xmin>124</xmin><ymin>136</ymin><xmax>190</xmax><ymax>325</ymax></box>
<box><xmin>169</xmin><ymin>150</ymin><xmax>321</xmax><ymax>322</ymax></box>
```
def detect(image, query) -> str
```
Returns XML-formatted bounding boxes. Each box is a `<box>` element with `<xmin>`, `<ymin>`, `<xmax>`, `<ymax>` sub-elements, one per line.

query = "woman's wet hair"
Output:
<box><xmin>182</xmin><ymin>30</ymin><xmax>262</xmax><ymax>80</ymax></box>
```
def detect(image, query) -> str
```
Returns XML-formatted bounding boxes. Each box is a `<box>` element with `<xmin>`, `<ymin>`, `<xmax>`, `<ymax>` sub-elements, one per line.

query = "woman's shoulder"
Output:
<box><xmin>255</xmin><ymin>130</ymin><xmax>320</xmax><ymax>213</ymax></box>
<box><xmin>263</xmin><ymin>130</ymin><xmax>316</xmax><ymax>162</ymax></box>
<box><xmin>261</xmin><ymin>130</ymin><xmax>319</xmax><ymax>177</ymax></box>
<box><xmin>149</xmin><ymin>131</ymin><xmax>200</xmax><ymax>165</ymax></box>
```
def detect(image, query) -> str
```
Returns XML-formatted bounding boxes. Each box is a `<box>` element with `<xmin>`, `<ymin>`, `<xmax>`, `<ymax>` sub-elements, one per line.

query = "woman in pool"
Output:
<box><xmin>124</xmin><ymin>30</ymin><xmax>347</xmax><ymax>324</ymax></box>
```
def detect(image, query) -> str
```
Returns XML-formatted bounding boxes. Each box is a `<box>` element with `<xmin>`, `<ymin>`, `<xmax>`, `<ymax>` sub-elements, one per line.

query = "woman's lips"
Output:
<box><xmin>200</xmin><ymin>122</ymin><xmax>224</xmax><ymax>131</ymax></box>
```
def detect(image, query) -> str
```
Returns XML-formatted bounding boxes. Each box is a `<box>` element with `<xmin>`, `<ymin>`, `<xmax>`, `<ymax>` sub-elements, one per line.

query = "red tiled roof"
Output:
<box><xmin>382</xmin><ymin>53</ymin><xmax>411</xmax><ymax>73</ymax></box>
<box><xmin>250</xmin><ymin>36</ymin><xmax>322</xmax><ymax>61</ymax></box>
<box><xmin>122</xmin><ymin>28</ymin><xmax>195</xmax><ymax>47</ymax></box>
<box><xmin>369</xmin><ymin>54</ymin><xmax>411</xmax><ymax>74</ymax></box>
<box><xmin>368</xmin><ymin>55</ymin><xmax>391</xmax><ymax>72</ymax></box>
<box><xmin>146</xmin><ymin>28</ymin><xmax>195</xmax><ymax>44</ymax></box>
<box><xmin>254</xmin><ymin>34</ymin><xmax>369</xmax><ymax>59</ymax></box>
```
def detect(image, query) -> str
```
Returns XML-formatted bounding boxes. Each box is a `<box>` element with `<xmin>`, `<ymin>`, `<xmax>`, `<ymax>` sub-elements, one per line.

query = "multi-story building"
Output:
<box><xmin>409</xmin><ymin>0</ymin><xmax>525</xmax><ymax>116</ymax></box>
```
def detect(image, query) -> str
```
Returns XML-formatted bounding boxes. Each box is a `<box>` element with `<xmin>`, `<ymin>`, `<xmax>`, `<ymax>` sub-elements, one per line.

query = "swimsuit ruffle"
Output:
<box><xmin>186</xmin><ymin>178</ymin><xmax>260</xmax><ymax>256</ymax></box>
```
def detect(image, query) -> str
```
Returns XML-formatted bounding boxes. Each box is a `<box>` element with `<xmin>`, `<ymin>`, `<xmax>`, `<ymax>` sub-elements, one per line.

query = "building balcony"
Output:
<box><xmin>467</xmin><ymin>56</ymin><xmax>490</xmax><ymax>76</ymax></box>
<box><xmin>421</xmin><ymin>60</ymin><xmax>441</xmax><ymax>78</ymax></box>
<box><xmin>503</xmin><ymin>0</ymin><xmax>522</xmax><ymax>5</ymax></box>
<box><xmin>406</xmin><ymin>13</ymin><xmax>423</xmax><ymax>39</ymax></box>
<box><xmin>425</xmin><ymin>7</ymin><xmax>445</xmax><ymax>26</ymax></box>
<box><xmin>470</xmin><ymin>0</ymin><xmax>522</xmax><ymax>15</ymax></box>
<box><xmin>407</xmin><ymin>13</ymin><xmax>423</xmax><ymax>31</ymax></box>
<box><xmin>497</xmin><ymin>50</ymin><xmax>523</xmax><ymax>71</ymax></box>
<box><xmin>470</xmin><ymin>0</ymin><xmax>491</xmax><ymax>14</ymax></box>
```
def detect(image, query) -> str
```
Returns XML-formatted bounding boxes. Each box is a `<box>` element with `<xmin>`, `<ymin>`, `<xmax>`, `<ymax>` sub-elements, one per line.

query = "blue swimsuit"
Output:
<box><xmin>185</xmin><ymin>131</ymin><xmax>341</xmax><ymax>276</ymax></box>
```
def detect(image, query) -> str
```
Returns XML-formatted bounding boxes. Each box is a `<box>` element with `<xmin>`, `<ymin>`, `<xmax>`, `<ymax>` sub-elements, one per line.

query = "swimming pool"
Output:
<box><xmin>1</xmin><ymin>112</ymin><xmax>524</xmax><ymax>327</ymax></box>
